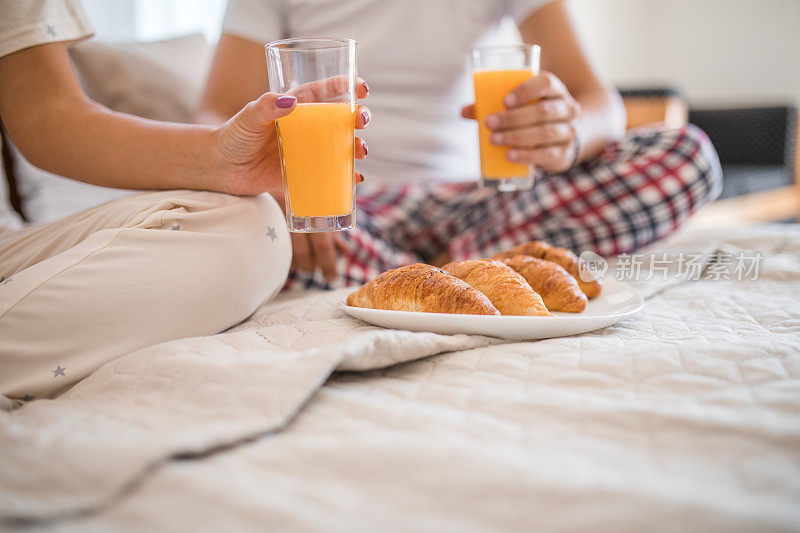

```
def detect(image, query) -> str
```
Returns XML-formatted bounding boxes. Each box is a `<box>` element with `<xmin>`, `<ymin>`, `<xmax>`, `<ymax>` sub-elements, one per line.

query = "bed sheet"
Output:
<box><xmin>2</xmin><ymin>224</ymin><xmax>799</xmax><ymax>532</ymax></box>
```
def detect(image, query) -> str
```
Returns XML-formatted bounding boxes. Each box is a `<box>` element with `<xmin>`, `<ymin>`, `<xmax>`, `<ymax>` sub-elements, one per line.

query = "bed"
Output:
<box><xmin>1</xmin><ymin>34</ymin><xmax>799</xmax><ymax>532</ymax></box>
<box><xmin>1</xmin><ymin>223</ymin><xmax>799</xmax><ymax>532</ymax></box>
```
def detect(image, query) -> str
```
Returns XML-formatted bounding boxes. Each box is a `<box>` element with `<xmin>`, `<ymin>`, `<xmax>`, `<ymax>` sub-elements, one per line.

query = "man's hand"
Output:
<box><xmin>269</xmin><ymin>192</ymin><xmax>357</xmax><ymax>283</ymax></box>
<box><xmin>211</xmin><ymin>78</ymin><xmax>370</xmax><ymax>195</ymax></box>
<box><xmin>462</xmin><ymin>71</ymin><xmax>582</xmax><ymax>174</ymax></box>
<box><xmin>289</xmin><ymin>232</ymin><xmax>350</xmax><ymax>283</ymax></box>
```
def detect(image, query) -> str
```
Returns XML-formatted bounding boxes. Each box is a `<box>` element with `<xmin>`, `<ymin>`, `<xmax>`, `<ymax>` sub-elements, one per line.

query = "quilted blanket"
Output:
<box><xmin>1</xmin><ymin>224</ymin><xmax>799</xmax><ymax>532</ymax></box>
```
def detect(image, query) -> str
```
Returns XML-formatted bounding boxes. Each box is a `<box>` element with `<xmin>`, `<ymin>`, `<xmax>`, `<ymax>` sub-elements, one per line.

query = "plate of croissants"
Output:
<box><xmin>343</xmin><ymin>240</ymin><xmax>643</xmax><ymax>340</ymax></box>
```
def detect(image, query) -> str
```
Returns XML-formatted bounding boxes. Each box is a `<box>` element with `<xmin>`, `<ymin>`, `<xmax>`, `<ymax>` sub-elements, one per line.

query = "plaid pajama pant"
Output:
<box><xmin>287</xmin><ymin>124</ymin><xmax>722</xmax><ymax>290</ymax></box>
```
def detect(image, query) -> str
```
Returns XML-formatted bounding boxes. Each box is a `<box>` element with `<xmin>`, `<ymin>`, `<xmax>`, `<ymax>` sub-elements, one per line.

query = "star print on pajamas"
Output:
<box><xmin>266</xmin><ymin>226</ymin><xmax>277</xmax><ymax>242</ymax></box>
<box><xmin>46</xmin><ymin>24</ymin><xmax>56</xmax><ymax>37</ymax></box>
<box><xmin>171</xmin><ymin>225</ymin><xmax>180</xmax><ymax>231</ymax></box>
<box><xmin>51</xmin><ymin>366</ymin><xmax>66</xmax><ymax>377</ymax></box>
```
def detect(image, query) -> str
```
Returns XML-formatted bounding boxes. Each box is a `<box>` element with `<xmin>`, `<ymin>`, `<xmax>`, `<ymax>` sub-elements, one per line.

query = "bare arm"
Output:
<box><xmin>196</xmin><ymin>34</ymin><xmax>269</xmax><ymax>126</ymax></box>
<box><xmin>518</xmin><ymin>0</ymin><xmax>626</xmax><ymax>159</ymax></box>
<box><xmin>0</xmin><ymin>43</ymin><xmax>220</xmax><ymax>191</ymax></box>
<box><xmin>0</xmin><ymin>41</ymin><xmax>311</xmax><ymax>195</ymax></box>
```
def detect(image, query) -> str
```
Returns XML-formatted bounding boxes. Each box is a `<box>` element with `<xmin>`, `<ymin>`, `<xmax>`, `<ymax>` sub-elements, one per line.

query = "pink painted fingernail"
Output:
<box><xmin>362</xmin><ymin>142</ymin><xmax>369</xmax><ymax>156</ymax></box>
<box><xmin>507</xmin><ymin>150</ymin><xmax>520</xmax><ymax>161</ymax></box>
<box><xmin>504</xmin><ymin>94</ymin><xmax>517</xmax><ymax>107</ymax></box>
<box><xmin>490</xmin><ymin>133</ymin><xmax>503</xmax><ymax>145</ymax></box>
<box><xmin>360</xmin><ymin>108</ymin><xmax>371</xmax><ymax>125</ymax></box>
<box><xmin>486</xmin><ymin>115</ymin><xmax>500</xmax><ymax>129</ymax></box>
<box><xmin>275</xmin><ymin>95</ymin><xmax>296</xmax><ymax>108</ymax></box>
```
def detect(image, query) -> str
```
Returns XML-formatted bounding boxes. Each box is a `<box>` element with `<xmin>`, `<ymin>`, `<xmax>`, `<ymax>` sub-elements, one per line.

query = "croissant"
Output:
<box><xmin>501</xmin><ymin>255</ymin><xmax>588</xmax><ymax>312</ymax></box>
<box><xmin>442</xmin><ymin>260</ymin><xmax>552</xmax><ymax>316</ymax></box>
<box><xmin>346</xmin><ymin>263</ymin><xmax>500</xmax><ymax>315</ymax></box>
<box><xmin>493</xmin><ymin>241</ymin><xmax>602</xmax><ymax>298</ymax></box>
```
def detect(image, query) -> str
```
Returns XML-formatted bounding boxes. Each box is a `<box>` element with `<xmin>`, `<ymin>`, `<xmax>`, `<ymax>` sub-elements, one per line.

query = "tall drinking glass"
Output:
<box><xmin>471</xmin><ymin>44</ymin><xmax>541</xmax><ymax>192</ymax></box>
<box><xmin>266</xmin><ymin>38</ymin><xmax>358</xmax><ymax>232</ymax></box>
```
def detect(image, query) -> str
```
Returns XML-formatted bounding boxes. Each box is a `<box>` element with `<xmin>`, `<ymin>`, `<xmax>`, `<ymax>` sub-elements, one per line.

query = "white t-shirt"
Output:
<box><xmin>0</xmin><ymin>0</ymin><xmax>93</xmax><ymax>233</ymax></box>
<box><xmin>0</xmin><ymin>0</ymin><xmax>93</xmax><ymax>59</ymax></box>
<box><xmin>223</xmin><ymin>0</ymin><xmax>551</xmax><ymax>185</ymax></box>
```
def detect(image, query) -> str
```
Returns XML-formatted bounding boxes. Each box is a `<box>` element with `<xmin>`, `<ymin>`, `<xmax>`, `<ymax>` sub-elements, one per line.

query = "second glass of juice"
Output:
<box><xmin>265</xmin><ymin>38</ymin><xmax>358</xmax><ymax>232</ymax></box>
<box><xmin>471</xmin><ymin>44</ymin><xmax>541</xmax><ymax>192</ymax></box>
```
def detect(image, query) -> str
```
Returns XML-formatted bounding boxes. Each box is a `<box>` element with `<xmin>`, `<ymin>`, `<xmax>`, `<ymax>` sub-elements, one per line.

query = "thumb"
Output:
<box><xmin>235</xmin><ymin>93</ymin><xmax>296</xmax><ymax>133</ymax></box>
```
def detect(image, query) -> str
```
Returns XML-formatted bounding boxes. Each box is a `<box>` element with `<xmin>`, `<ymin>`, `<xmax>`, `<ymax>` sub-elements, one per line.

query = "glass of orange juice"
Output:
<box><xmin>265</xmin><ymin>38</ymin><xmax>358</xmax><ymax>232</ymax></box>
<box><xmin>471</xmin><ymin>44</ymin><xmax>541</xmax><ymax>192</ymax></box>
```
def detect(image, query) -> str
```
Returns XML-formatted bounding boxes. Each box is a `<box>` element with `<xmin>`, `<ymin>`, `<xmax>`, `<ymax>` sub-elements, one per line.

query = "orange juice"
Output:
<box><xmin>276</xmin><ymin>102</ymin><xmax>355</xmax><ymax>217</ymax></box>
<box><xmin>473</xmin><ymin>69</ymin><xmax>534</xmax><ymax>179</ymax></box>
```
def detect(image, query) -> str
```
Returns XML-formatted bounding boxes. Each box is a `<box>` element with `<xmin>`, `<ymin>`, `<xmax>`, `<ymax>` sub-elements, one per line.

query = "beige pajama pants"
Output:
<box><xmin>0</xmin><ymin>190</ymin><xmax>291</xmax><ymax>401</ymax></box>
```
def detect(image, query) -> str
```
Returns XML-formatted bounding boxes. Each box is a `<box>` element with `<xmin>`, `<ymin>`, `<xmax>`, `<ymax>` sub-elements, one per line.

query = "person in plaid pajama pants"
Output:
<box><xmin>287</xmin><ymin>123</ymin><xmax>721</xmax><ymax>290</ymax></box>
<box><xmin>205</xmin><ymin>0</ymin><xmax>725</xmax><ymax>292</ymax></box>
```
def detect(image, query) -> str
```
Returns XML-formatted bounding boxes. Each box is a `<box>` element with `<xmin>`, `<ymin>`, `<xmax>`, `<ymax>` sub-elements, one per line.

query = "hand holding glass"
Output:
<box><xmin>471</xmin><ymin>45</ymin><xmax>541</xmax><ymax>191</ymax></box>
<box><xmin>266</xmin><ymin>38</ymin><xmax>359</xmax><ymax>232</ymax></box>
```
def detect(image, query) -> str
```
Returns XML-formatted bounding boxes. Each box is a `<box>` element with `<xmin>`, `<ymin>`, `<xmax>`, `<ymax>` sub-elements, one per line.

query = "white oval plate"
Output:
<box><xmin>340</xmin><ymin>278</ymin><xmax>643</xmax><ymax>340</ymax></box>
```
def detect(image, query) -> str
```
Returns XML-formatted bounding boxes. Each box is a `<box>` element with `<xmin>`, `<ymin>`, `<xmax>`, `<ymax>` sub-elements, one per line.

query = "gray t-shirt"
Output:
<box><xmin>223</xmin><ymin>0</ymin><xmax>551</xmax><ymax>185</ymax></box>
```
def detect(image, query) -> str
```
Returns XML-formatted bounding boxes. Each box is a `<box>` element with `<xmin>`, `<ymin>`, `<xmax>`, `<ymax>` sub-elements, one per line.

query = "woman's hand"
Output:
<box><xmin>225</xmin><ymin>77</ymin><xmax>368</xmax><ymax>283</ymax></box>
<box><xmin>210</xmin><ymin>78</ymin><xmax>370</xmax><ymax>196</ymax></box>
<box><xmin>462</xmin><ymin>71</ymin><xmax>582</xmax><ymax>174</ymax></box>
<box><xmin>268</xmin><ymin>192</ymin><xmax>353</xmax><ymax>283</ymax></box>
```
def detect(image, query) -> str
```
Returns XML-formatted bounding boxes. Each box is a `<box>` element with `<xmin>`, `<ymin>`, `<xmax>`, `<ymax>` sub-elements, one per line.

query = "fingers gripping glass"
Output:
<box><xmin>266</xmin><ymin>38</ymin><xmax>358</xmax><ymax>232</ymax></box>
<box><xmin>471</xmin><ymin>44</ymin><xmax>541</xmax><ymax>192</ymax></box>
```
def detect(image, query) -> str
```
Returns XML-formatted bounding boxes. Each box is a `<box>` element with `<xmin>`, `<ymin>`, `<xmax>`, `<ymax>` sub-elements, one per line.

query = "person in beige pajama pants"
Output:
<box><xmin>0</xmin><ymin>0</ymin><xmax>370</xmax><ymax>402</ymax></box>
<box><xmin>0</xmin><ymin>190</ymin><xmax>291</xmax><ymax>399</ymax></box>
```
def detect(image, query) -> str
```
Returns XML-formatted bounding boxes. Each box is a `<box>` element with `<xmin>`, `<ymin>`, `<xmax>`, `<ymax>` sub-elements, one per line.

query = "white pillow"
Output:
<box><xmin>0</xmin><ymin>139</ymin><xmax>24</xmax><ymax>233</ymax></box>
<box><xmin>11</xmin><ymin>143</ymin><xmax>132</xmax><ymax>223</ymax></box>
<box><xmin>13</xmin><ymin>34</ymin><xmax>213</xmax><ymax>224</ymax></box>
<box><xmin>69</xmin><ymin>33</ymin><xmax>213</xmax><ymax>123</ymax></box>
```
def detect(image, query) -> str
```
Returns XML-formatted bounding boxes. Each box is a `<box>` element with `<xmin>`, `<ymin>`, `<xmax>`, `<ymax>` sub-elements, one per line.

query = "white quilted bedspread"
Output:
<box><xmin>1</xmin><ymin>224</ymin><xmax>800</xmax><ymax>532</ymax></box>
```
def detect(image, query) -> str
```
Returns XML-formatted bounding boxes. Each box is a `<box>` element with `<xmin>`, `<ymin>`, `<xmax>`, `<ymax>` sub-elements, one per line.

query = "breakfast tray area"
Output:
<box><xmin>2</xmin><ymin>223</ymin><xmax>799</xmax><ymax>532</ymax></box>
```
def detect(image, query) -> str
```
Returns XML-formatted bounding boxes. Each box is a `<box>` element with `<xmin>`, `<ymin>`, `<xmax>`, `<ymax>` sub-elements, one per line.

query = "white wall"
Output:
<box><xmin>569</xmin><ymin>0</ymin><xmax>800</xmax><ymax>107</ymax></box>
<box><xmin>81</xmin><ymin>0</ymin><xmax>136</xmax><ymax>40</ymax></box>
<box><xmin>134</xmin><ymin>0</ymin><xmax>226</xmax><ymax>42</ymax></box>
<box><xmin>81</xmin><ymin>0</ymin><xmax>226</xmax><ymax>43</ymax></box>
<box><xmin>82</xmin><ymin>0</ymin><xmax>799</xmax><ymax>108</ymax></box>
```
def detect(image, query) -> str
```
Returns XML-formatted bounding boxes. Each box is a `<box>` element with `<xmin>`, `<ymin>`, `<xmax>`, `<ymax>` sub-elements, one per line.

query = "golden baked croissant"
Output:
<box><xmin>501</xmin><ymin>255</ymin><xmax>588</xmax><ymax>312</ymax></box>
<box><xmin>346</xmin><ymin>263</ymin><xmax>500</xmax><ymax>315</ymax></box>
<box><xmin>493</xmin><ymin>241</ymin><xmax>602</xmax><ymax>298</ymax></box>
<box><xmin>442</xmin><ymin>259</ymin><xmax>552</xmax><ymax>316</ymax></box>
